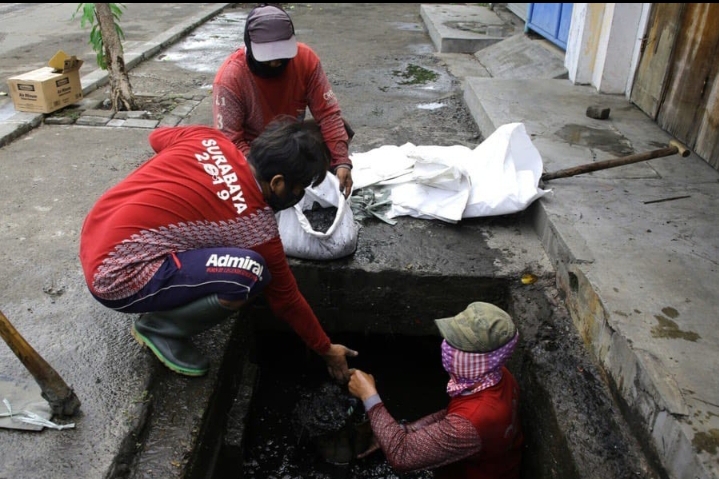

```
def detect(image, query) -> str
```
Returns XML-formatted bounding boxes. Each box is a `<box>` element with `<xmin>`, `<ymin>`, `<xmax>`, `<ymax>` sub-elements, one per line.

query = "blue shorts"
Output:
<box><xmin>93</xmin><ymin>248</ymin><xmax>271</xmax><ymax>313</ymax></box>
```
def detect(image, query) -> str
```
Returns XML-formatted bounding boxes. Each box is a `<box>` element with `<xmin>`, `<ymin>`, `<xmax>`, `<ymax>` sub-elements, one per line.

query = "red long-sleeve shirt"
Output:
<box><xmin>367</xmin><ymin>367</ymin><xmax>523</xmax><ymax>478</ymax></box>
<box><xmin>212</xmin><ymin>43</ymin><xmax>351</xmax><ymax>170</ymax></box>
<box><xmin>79</xmin><ymin>125</ymin><xmax>331</xmax><ymax>354</ymax></box>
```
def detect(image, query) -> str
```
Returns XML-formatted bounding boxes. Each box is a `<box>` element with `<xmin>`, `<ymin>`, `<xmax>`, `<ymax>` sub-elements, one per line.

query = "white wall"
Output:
<box><xmin>565</xmin><ymin>3</ymin><xmax>648</xmax><ymax>97</ymax></box>
<box><xmin>505</xmin><ymin>3</ymin><xmax>529</xmax><ymax>21</ymax></box>
<box><xmin>565</xmin><ymin>3</ymin><xmax>605</xmax><ymax>86</ymax></box>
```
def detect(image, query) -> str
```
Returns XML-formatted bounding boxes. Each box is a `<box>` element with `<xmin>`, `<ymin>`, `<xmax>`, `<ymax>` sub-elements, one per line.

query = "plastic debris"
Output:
<box><xmin>1</xmin><ymin>398</ymin><xmax>75</xmax><ymax>430</ymax></box>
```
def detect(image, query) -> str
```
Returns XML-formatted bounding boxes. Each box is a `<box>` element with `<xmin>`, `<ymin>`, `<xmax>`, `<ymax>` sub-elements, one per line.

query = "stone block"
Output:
<box><xmin>586</xmin><ymin>106</ymin><xmax>610</xmax><ymax>120</ymax></box>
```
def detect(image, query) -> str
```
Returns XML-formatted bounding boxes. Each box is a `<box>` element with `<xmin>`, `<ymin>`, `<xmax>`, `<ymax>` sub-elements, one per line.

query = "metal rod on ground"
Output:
<box><xmin>0</xmin><ymin>309</ymin><xmax>81</xmax><ymax>417</ymax></box>
<box><xmin>541</xmin><ymin>139</ymin><xmax>690</xmax><ymax>182</ymax></box>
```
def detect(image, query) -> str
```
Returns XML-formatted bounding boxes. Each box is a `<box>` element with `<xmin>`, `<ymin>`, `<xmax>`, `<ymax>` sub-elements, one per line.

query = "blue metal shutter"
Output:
<box><xmin>525</xmin><ymin>3</ymin><xmax>573</xmax><ymax>50</ymax></box>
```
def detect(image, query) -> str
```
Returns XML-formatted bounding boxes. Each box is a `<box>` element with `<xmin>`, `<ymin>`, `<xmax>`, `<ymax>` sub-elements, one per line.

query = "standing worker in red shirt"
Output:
<box><xmin>79</xmin><ymin>119</ymin><xmax>357</xmax><ymax>380</ymax></box>
<box><xmin>213</xmin><ymin>3</ymin><xmax>354</xmax><ymax>198</ymax></box>
<box><xmin>348</xmin><ymin>302</ymin><xmax>523</xmax><ymax>478</ymax></box>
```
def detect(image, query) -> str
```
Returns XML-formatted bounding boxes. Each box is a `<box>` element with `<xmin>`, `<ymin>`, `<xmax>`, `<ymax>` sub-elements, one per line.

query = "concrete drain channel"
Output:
<box><xmin>181</xmin><ymin>269</ymin><xmax>661</xmax><ymax>479</ymax></box>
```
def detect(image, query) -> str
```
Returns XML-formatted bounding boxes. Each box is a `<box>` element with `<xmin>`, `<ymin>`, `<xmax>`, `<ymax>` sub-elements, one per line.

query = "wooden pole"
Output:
<box><xmin>0</xmin><ymin>309</ymin><xmax>81</xmax><ymax>417</ymax></box>
<box><xmin>541</xmin><ymin>140</ymin><xmax>690</xmax><ymax>182</ymax></box>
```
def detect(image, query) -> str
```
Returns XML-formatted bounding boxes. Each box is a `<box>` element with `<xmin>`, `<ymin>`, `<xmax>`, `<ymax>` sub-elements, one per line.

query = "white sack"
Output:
<box><xmin>389</xmin><ymin>150</ymin><xmax>472</xmax><ymax>222</ymax></box>
<box><xmin>349</xmin><ymin>144</ymin><xmax>416</xmax><ymax>189</ymax></box>
<box><xmin>350</xmin><ymin>122</ymin><xmax>550</xmax><ymax>223</ymax></box>
<box><xmin>462</xmin><ymin>122</ymin><xmax>549</xmax><ymax>218</ymax></box>
<box><xmin>276</xmin><ymin>173</ymin><xmax>360</xmax><ymax>260</ymax></box>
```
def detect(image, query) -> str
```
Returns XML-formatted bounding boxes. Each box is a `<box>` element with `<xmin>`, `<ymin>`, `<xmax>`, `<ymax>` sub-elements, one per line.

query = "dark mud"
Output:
<box><xmin>304</xmin><ymin>203</ymin><xmax>339</xmax><ymax>233</ymax></box>
<box><xmin>236</xmin><ymin>331</ymin><xmax>444</xmax><ymax>479</ymax></box>
<box><xmin>509</xmin><ymin>280</ymin><xmax>663</xmax><ymax>479</ymax></box>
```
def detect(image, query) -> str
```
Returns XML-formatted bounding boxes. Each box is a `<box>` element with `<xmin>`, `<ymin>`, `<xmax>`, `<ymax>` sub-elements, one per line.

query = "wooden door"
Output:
<box><xmin>631</xmin><ymin>3</ymin><xmax>719</xmax><ymax>169</ymax></box>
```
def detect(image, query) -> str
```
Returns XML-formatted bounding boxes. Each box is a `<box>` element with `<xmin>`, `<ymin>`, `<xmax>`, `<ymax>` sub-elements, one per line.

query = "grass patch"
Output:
<box><xmin>392</xmin><ymin>64</ymin><xmax>439</xmax><ymax>85</ymax></box>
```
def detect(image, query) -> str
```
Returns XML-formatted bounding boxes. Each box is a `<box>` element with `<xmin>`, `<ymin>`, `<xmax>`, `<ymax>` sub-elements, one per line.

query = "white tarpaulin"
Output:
<box><xmin>350</xmin><ymin>123</ymin><xmax>551</xmax><ymax>223</ymax></box>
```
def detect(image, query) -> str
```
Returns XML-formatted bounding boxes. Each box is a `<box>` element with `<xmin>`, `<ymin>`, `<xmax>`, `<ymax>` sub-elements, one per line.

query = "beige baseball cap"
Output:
<box><xmin>246</xmin><ymin>5</ymin><xmax>298</xmax><ymax>62</ymax></box>
<box><xmin>434</xmin><ymin>302</ymin><xmax>516</xmax><ymax>353</ymax></box>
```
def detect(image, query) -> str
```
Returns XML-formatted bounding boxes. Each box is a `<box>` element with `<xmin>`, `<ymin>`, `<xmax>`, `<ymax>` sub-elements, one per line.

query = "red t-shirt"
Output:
<box><xmin>79</xmin><ymin>125</ymin><xmax>331</xmax><ymax>354</ymax></box>
<box><xmin>212</xmin><ymin>43</ymin><xmax>350</xmax><ymax>170</ymax></box>
<box><xmin>438</xmin><ymin>368</ymin><xmax>523</xmax><ymax>478</ymax></box>
<box><xmin>368</xmin><ymin>367</ymin><xmax>523</xmax><ymax>478</ymax></box>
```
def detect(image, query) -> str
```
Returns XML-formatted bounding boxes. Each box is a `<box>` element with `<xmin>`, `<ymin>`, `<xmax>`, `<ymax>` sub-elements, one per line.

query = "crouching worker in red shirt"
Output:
<box><xmin>348</xmin><ymin>302</ymin><xmax>523</xmax><ymax>479</ymax></box>
<box><xmin>79</xmin><ymin>119</ymin><xmax>357</xmax><ymax>380</ymax></box>
<box><xmin>213</xmin><ymin>3</ymin><xmax>355</xmax><ymax>198</ymax></box>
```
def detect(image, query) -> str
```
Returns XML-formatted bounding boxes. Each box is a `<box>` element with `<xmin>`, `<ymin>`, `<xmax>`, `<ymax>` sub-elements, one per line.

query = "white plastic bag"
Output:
<box><xmin>276</xmin><ymin>173</ymin><xmax>360</xmax><ymax>260</ymax></box>
<box><xmin>350</xmin><ymin>122</ymin><xmax>551</xmax><ymax>223</ymax></box>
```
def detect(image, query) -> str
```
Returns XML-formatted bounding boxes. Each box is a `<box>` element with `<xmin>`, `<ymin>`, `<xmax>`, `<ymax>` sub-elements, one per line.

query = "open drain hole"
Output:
<box><xmin>179</xmin><ymin>280</ymin><xmax>655</xmax><ymax>479</ymax></box>
<box><xmin>216</xmin><ymin>330</ymin><xmax>448</xmax><ymax>478</ymax></box>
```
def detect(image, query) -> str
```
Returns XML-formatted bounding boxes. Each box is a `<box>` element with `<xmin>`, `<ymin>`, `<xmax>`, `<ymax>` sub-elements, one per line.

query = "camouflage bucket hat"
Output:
<box><xmin>434</xmin><ymin>302</ymin><xmax>516</xmax><ymax>353</ymax></box>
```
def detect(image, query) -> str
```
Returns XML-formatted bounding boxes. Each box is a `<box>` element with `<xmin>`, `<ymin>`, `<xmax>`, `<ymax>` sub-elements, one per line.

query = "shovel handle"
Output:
<box><xmin>541</xmin><ymin>140</ymin><xmax>690</xmax><ymax>182</ymax></box>
<box><xmin>0</xmin><ymin>309</ymin><xmax>81</xmax><ymax>417</ymax></box>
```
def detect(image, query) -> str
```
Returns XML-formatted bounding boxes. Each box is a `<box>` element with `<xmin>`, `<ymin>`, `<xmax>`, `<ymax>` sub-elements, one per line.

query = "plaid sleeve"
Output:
<box><xmin>367</xmin><ymin>403</ymin><xmax>482</xmax><ymax>473</ymax></box>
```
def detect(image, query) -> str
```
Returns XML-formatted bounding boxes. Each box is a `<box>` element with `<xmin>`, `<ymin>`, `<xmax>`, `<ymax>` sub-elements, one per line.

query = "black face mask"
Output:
<box><xmin>244</xmin><ymin>24</ymin><xmax>291</xmax><ymax>78</ymax></box>
<box><xmin>248</xmin><ymin>57</ymin><xmax>290</xmax><ymax>78</ymax></box>
<box><xmin>268</xmin><ymin>187</ymin><xmax>305</xmax><ymax>212</ymax></box>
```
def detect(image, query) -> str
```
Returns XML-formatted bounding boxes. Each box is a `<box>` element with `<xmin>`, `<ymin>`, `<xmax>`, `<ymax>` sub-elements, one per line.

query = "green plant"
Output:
<box><xmin>72</xmin><ymin>3</ymin><xmax>127</xmax><ymax>70</ymax></box>
<box><xmin>392</xmin><ymin>63</ymin><xmax>439</xmax><ymax>85</ymax></box>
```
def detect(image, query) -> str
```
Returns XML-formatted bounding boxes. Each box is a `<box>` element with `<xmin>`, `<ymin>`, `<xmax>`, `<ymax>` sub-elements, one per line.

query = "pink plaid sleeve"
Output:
<box><xmin>368</xmin><ymin>403</ymin><xmax>482</xmax><ymax>473</ymax></box>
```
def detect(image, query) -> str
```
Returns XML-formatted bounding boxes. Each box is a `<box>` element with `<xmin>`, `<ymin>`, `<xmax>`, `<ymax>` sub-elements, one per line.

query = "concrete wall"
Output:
<box><xmin>565</xmin><ymin>3</ymin><xmax>649</xmax><ymax>96</ymax></box>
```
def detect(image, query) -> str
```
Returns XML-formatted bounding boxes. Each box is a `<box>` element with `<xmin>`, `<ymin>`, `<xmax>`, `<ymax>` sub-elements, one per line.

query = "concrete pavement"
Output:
<box><xmin>0</xmin><ymin>3</ymin><xmax>717</xmax><ymax>479</ymax></box>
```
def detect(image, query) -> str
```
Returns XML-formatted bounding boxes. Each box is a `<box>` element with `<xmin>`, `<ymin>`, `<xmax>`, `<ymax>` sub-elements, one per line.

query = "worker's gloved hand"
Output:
<box><xmin>322</xmin><ymin>343</ymin><xmax>358</xmax><ymax>383</ymax></box>
<box><xmin>335</xmin><ymin>167</ymin><xmax>353</xmax><ymax>199</ymax></box>
<box><xmin>348</xmin><ymin>368</ymin><xmax>377</xmax><ymax>400</ymax></box>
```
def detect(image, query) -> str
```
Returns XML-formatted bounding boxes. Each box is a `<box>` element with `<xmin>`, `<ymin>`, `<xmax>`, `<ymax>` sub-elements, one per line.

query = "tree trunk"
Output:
<box><xmin>95</xmin><ymin>3</ymin><xmax>137</xmax><ymax>111</ymax></box>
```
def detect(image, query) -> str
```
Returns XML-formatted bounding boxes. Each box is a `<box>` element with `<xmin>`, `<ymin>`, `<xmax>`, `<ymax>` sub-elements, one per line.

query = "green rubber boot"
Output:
<box><xmin>131</xmin><ymin>294</ymin><xmax>234</xmax><ymax>377</ymax></box>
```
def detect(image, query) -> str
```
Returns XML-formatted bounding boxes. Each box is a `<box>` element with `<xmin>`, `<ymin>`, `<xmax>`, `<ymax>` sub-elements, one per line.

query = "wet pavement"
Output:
<box><xmin>1</xmin><ymin>4</ymin><xmax>718</xmax><ymax>479</ymax></box>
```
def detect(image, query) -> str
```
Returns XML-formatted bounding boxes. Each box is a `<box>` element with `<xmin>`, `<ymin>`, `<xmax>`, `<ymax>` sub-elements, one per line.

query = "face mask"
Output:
<box><xmin>268</xmin><ymin>187</ymin><xmax>305</xmax><ymax>212</ymax></box>
<box><xmin>249</xmin><ymin>58</ymin><xmax>290</xmax><ymax>78</ymax></box>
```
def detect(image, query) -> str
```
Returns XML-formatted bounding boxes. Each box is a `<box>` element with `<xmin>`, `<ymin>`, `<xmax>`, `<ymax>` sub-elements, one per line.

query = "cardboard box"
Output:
<box><xmin>7</xmin><ymin>51</ymin><xmax>84</xmax><ymax>114</ymax></box>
